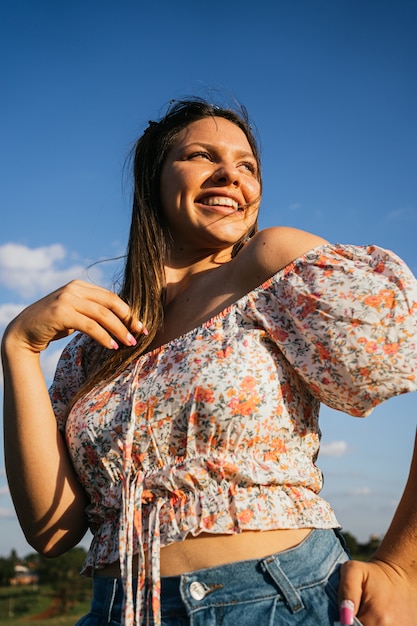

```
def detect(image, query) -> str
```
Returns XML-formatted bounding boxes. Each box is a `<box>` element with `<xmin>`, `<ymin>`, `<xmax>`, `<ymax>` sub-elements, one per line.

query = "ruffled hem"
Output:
<box><xmin>81</xmin><ymin>483</ymin><xmax>339</xmax><ymax>577</ymax></box>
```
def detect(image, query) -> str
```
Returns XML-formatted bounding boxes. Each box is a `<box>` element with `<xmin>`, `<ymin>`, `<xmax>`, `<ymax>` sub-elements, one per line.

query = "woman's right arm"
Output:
<box><xmin>1</xmin><ymin>280</ymin><xmax>144</xmax><ymax>556</ymax></box>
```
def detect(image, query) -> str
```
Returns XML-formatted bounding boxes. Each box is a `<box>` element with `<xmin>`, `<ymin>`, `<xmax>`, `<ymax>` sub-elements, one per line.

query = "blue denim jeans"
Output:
<box><xmin>76</xmin><ymin>529</ymin><xmax>363</xmax><ymax>625</ymax></box>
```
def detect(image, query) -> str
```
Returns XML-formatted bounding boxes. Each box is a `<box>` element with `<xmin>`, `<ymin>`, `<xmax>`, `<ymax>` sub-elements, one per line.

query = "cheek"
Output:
<box><xmin>160</xmin><ymin>165</ymin><xmax>190</xmax><ymax>206</ymax></box>
<box><xmin>247</xmin><ymin>178</ymin><xmax>261</xmax><ymax>203</ymax></box>
<box><xmin>160</xmin><ymin>171</ymin><xmax>180</xmax><ymax>215</ymax></box>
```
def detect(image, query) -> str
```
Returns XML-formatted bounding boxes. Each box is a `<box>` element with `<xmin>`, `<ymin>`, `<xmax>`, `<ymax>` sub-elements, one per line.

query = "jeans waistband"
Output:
<box><xmin>90</xmin><ymin>528</ymin><xmax>348</xmax><ymax>622</ymax></box>
<box><xmin>161</xmin><ymin>528</ymin><xmax>347</xmax><ymax>614</ymax></box>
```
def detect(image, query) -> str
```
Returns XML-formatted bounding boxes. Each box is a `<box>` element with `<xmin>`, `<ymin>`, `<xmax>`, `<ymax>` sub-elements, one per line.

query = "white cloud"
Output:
<box><xmin>0</xmin><ymin>303</ymin><xmax>25</xmax><ymax>328</ymax></box>
<box><xmin>320</xmin><ymin>440</ymin><xmax>348</xmax><ymax>457</ymax></box>
<box><xmin>0</xmin><ymin>242</ymin><xmax>101</xmax><ymax>298</ymax></box>
<box><xmin>0</xmin><ymin>486</ymin><xmax>9</xmax><ymax>496</ymax></box>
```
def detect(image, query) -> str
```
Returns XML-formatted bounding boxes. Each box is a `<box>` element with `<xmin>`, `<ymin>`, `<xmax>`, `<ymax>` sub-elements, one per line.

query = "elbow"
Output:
<box><xmin>34</xmin><ymin>543</ymin><xmax>68</xmax><ymax>559</ymax></box>
<box><xmin>24</xmin><ymin>522</ymin><xmax>88</xmax><ymax>558</ymax></box>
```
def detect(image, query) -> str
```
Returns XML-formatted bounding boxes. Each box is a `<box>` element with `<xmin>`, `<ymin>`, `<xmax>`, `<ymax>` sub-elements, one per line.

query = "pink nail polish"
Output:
<box><xmin>110</xmin><ymin>339</ymin><xmax>119</xmax><ymax>350</ymax></box>
<box><xmin>138</xmin><ymin>320</ymin><xmax>148</xmax><ymax>335</ymax></box>
<box><xmin>340</xmin><ymin>599</ymin><xmax>354</xmax><ymax>625</ymax></box>
<box><xmin>127</xmin><ymin>333</ymin><xmax>137</xmax><ymax>346</ymax></box>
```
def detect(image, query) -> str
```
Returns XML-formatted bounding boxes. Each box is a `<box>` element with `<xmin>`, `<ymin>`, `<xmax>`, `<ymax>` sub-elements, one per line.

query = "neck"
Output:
<box><xmin>164</xmin><ymin>246</ymin><xmax>233</xmax><ymax>304</ymax></box>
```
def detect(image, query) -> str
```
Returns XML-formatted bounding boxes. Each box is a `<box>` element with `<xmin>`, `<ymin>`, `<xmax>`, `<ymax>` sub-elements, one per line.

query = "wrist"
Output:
<box><xmin>1</xmin><ymin>322</ymin><xmax>42</xmax><ymax>361</ymax></box>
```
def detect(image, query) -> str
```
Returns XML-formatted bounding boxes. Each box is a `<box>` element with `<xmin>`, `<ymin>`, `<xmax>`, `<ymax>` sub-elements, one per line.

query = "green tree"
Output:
<box><xmin>39</xmin><ymin>547</ymin><xmax>92</xmax><ymax>614</ymax></box>
<box><xmin>341</xmin><ymin>530</ymin><xmax>359</xmax><ymax>558</ymax></box>
<box><xmin>0</xmin><ymin>556</ymin><xmax>15</xmax><ymax>586</ymax></box>
<box><xmin>359</xmin><ymin>534</ymin><xmax>381</xmax><ymax>558</ymax></box>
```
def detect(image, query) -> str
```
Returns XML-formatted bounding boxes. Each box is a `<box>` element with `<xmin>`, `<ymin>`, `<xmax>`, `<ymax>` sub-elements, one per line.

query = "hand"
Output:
<box><xmin>3</xmin><ymin>279</ymin><xmax>146</xmax><ymax>353</ymax></box>
<box><xmin>339</xmin><ymin>557</ymin><xmax>417</xmax><ymax>625</ymax></box>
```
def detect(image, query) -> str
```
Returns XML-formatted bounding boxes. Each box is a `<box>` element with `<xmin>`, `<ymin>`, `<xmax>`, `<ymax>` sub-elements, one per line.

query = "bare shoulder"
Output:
<box><xmin>231</xmin><ymin>226</ymin><xmax>329</xmax><ymax>288</ymax></box>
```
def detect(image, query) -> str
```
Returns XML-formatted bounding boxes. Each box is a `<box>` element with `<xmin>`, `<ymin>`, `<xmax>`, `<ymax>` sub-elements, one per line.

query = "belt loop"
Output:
<box><xmin>261</xmin><ymin>555</ymin><xmax>304</xmax><ymax>614</ymax></box>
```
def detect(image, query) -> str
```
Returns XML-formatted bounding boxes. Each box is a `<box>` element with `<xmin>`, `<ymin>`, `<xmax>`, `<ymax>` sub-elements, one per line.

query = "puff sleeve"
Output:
<box><xmin>252</xmin><ymin>244</ymin><xmax>417</xmax><ymax>416</ymax></box>
<box><xmin>49</xmin><ymin>332</ymin><xmax>99</xmax><ymax>432</ymax></box>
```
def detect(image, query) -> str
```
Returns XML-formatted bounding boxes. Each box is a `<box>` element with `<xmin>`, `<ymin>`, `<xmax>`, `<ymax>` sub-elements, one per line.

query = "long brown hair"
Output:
<box><xmin>75</xmin><ymin>98</ymin><xmax>263</xmax><ymax>399</ymax></box>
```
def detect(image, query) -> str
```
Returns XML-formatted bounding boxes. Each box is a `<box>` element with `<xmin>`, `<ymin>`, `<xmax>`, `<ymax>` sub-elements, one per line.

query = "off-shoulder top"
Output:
<box><xmin>49</xmin><ymin>243</ymin><xmax>417</xmax><ymax>625</ymax></box>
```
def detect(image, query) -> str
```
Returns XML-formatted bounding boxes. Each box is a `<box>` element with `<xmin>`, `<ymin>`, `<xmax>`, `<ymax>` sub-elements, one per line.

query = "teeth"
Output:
<box><xmin>200</xmin><ymin>196</ymin><xmax>239</xmax><ymax>210</ymax></box>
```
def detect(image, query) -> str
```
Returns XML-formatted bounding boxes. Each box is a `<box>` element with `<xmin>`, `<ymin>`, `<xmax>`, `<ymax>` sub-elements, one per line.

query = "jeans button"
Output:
<box><xmin>189</xmin><ymin>581</ymin><xmax>207</xmax><ymax>600</ymax></box>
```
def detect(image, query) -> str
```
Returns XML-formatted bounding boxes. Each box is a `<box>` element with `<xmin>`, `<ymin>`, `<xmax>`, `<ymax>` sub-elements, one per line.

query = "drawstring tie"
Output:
<box><xmin>119</xmin><ymin>384</ymin><xmax>164</xmax><ymax>625</ymax></box>
<box><xmin>120</xmin><ymin>470</ymin><xmax>163</xmax><ymax>625</ymax></box>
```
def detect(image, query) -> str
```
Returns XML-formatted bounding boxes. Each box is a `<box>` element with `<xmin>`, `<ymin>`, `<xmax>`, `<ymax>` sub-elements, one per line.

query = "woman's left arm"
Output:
<box><xmin>339</xmin><ymin>429</ymin><xmax>417</xmax><ymax>625</ymax></box>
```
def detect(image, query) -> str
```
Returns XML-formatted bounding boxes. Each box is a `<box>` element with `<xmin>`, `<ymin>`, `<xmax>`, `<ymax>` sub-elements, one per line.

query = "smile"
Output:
<box><xmin>199</xmin><ymin>196</ymin><xmax>240</xmax><ymax>210</ymax></box>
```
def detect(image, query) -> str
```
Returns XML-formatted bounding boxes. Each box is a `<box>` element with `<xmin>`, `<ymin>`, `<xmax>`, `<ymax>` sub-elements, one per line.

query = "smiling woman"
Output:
<box><xmin>2</xmin><ymin>97</ymin><xmax>417</xmax><ymax>626</ymax></box>
<box><xmin>159</xmin><ymin>116</ymin><xmax>260</xmax><ymax>259</ymax></box>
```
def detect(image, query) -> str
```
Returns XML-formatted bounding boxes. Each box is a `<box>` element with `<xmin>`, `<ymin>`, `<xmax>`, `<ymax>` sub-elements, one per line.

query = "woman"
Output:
<box><xmin>2</xmin><ymin>98</ymin><xmax>417</xmax><ymax>625</ymax></box>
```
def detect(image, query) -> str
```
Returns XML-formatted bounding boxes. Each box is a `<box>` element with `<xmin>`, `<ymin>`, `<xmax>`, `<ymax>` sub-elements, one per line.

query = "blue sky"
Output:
<box><xmin>1</xmin><ymin>0</ymin><xmax>417</xmax><ymax>557</ymax></box>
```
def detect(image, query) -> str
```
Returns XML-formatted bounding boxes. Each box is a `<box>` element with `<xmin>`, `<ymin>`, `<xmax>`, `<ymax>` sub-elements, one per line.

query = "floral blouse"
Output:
<box><xmin>49</xmin><ymin>243</ymin><xmax>417</xmax><ymax>625</ymax></box>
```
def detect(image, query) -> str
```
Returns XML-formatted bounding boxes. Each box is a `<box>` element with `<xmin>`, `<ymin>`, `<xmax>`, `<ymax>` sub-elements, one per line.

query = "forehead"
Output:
<box><xmin>174</xmin><ymin>116</ymin><xmax>254</xmax><ymax>153</ymax></box>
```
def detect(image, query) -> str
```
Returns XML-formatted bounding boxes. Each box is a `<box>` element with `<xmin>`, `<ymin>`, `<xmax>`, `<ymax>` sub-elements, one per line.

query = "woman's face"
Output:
<box><xmin>160</xmin><ymin>116</ymin><xmax>261</xmax><ymax>254</ymax></box>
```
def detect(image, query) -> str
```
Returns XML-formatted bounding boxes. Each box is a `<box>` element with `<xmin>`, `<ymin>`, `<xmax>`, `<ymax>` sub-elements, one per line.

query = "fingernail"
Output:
<box><xmin>127</xmin><ymin>333</ymin><xmax>137</xmax><ymax>346</ymax></box>
<box><xmin>340</xmin><ymin>599</ymin><xmax>355</xmax><ymax>625</ymax></box>
<box><xmin>137</xmin><ymin>321</ymin><xmax>149</xmax><ymax>336</ymax></box>
<box><xmin>110</xmin><ymin>339</ymin><xmax>119</xmax><ymax>350</ymax></box>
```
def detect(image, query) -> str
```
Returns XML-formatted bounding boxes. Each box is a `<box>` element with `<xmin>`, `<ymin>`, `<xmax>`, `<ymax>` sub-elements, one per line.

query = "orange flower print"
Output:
<box><xmin>374</xmin><ymin>261</ymin><xmax>385</xmax><ymax>273</ymax></box>
<box><xmin>228</xmin><ymin>395</ymin><xmax>259</xmax><ymax>416</ymax></box>
<box><xmin>382</xmin><ymin>342</ymin><xmax>400</xmax><ymax>355</ymax></box>
<box><xmin>363</xmin><ymin>294</ymin><xmax>383</xmax><ymax>308</ymax></box>
<box><xmin>269</xmin><ymin>437</ymin><xmax>287</xmax><ymax>454</ymax></box>
<box><xmin>241</xmin><ymin>376</ymin><xmax>256</xmax><ymax>391</ymax></box>
<box><xmin>316</xmin><ymin>342</ymin><xmax>331</xmax><ymax>361</ymax></box>
<box><xmin>189</xmin><ymin>412</ymin><xmax>200</xmax><ymax>425</ymax></box>
<box><xmin>84</xmin><ymin>444</ymin><xmax>99</xmax><ymax>466</ymax></box>
<box><xmin>227</xmin><ymin>376</ymin><xmax>262</xmax><ymax>416</ymax></box>
<box><xmin>237</xmin><ymin>508</ymin><xmax>254</xmax><ymax>524</ymax></box>
<box><xmin>194</xmin><ymin>386</ymin><xmax>215</xmax><ymax>403</ymax></box>
<box><xmin>364</xmin><ymin>289</ymin><xmax>395</xmax><ymax>310</ymax></box>
<box><xmin>380</xmin><ymin>289</ymin><xmax>395</xmax><ymax>308</ymax></box>
<box><xmin>296</xmin><ymin>294</ymin><xmax>318</xmax><ymax>319</ymax></box>
<box><xmin>358</xmin><ymin>337</ymin><xmax>379</xmax><ymax>353</ymax></box>
<box><xmin>202</xmin><ymin>513</ymin><xmax>218</xmax><ymax>529</ymax></box>
<box><xmin>89</xmin><ymin>391</ymin><xmax>112</xmax><ymax>412</ymax></box>
<box><xmin>364</xmin><ymin>341</ymin><xmax>378</xmax><ymax>353</ymax></box>
<box><xmin>216</xmin><ymin>345</ymin><xmax>233</xmax><ymax>359</ymax></box>
<box><xmin>274</xmin><ymin>328</ymin><xmax>289</xmax><ymax>342</ymax></box>
<box><xmin>134</xmin><ymin>400</ymin><xmax>148</xmax><ymax>415</ymax></box>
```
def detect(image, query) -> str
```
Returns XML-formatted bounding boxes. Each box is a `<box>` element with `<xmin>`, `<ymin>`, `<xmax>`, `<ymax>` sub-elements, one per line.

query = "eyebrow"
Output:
<box><xmin>181</xmin><ymin>141</ymin><xmax>256</xmax><ymax>160</ymax></box>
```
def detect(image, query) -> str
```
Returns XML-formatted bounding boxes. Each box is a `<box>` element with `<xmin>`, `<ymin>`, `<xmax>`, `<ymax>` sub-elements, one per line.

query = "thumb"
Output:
<box><xmin>338</xmin><ymin>560</ymin><xmax>364</xmax><ymax>625</ymax></box>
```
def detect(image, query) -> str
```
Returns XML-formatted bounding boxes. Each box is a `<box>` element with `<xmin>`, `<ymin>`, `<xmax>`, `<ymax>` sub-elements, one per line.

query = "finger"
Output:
<box><xmin>54</xmin><ymin>294</ymin><xmax>141</xmax><ymax>349</ymax></box>
<box><xmin>74</xmin><ymin>282</ymin><xmax>148</xmax><ymax>335</ymax></box>
<box><xmin>12</xmin><ymin>281</ymin><xmax>148</xmax><ymax>352</ymax></box>
<box><xmin>338</xmin><ymin>560</ymin><xmax>364</xmax><ymax>625</ymax></box>
<box><xmin>49</xmin><ymin>282</ymin><xmax>148</xmax><ymax>345</ymax></box>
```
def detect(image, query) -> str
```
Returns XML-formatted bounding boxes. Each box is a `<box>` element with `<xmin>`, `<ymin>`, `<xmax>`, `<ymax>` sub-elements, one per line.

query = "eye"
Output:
<box><xmin>187</xmin><ymin>151</ymin><xmax>212</xmax><ymax>161</ymax></box>
<box><xmin>239</xmin><ymin>161</ymin><xmax>257</xmax><ymax>175</ymax></box>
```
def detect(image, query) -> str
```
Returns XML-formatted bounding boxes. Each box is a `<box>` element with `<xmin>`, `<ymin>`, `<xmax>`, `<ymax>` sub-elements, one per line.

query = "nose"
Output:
<box><xmin>211</xmin><ymin>162</ymin><xmax>240</xmax><ymax>186</ymax></box>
